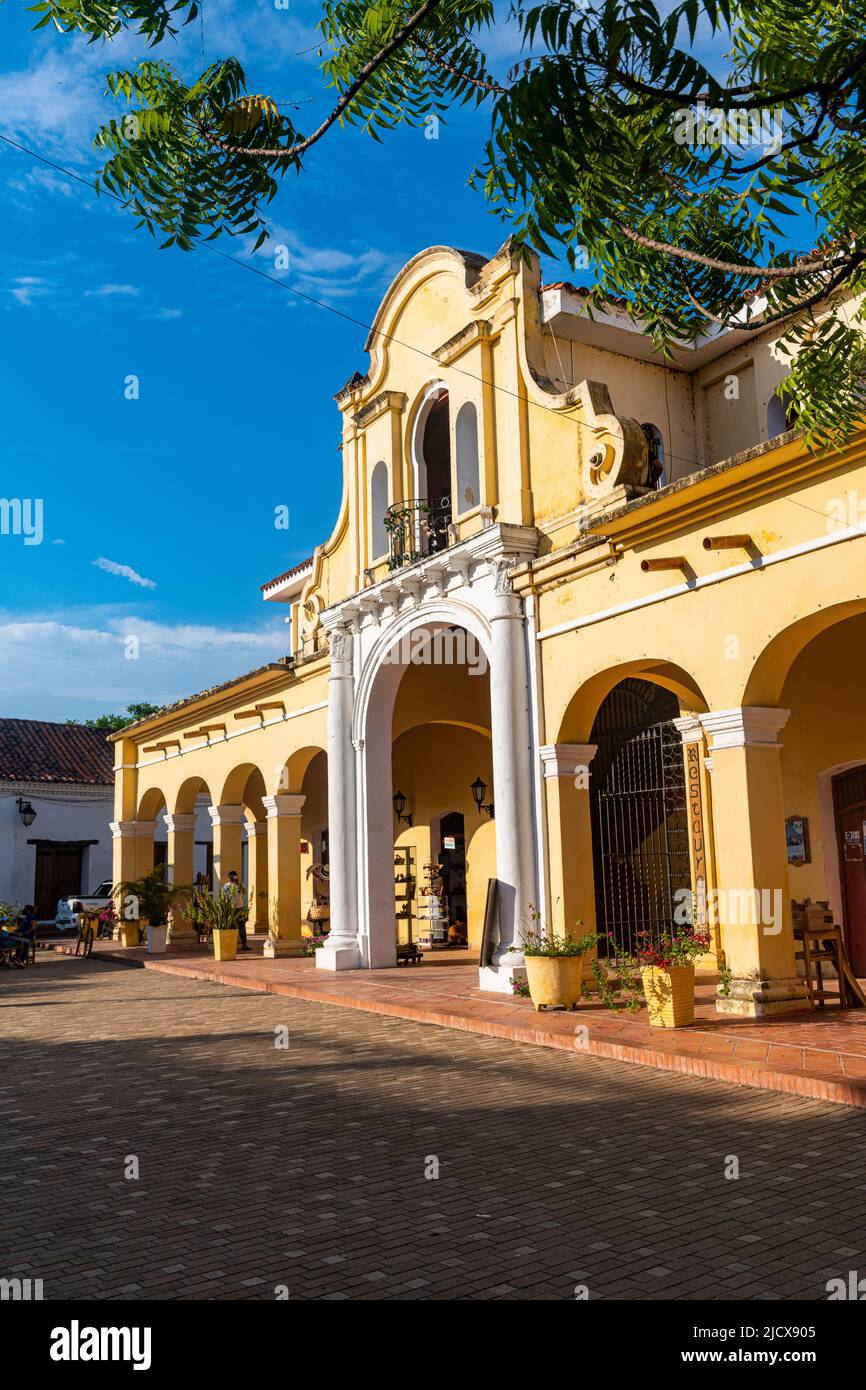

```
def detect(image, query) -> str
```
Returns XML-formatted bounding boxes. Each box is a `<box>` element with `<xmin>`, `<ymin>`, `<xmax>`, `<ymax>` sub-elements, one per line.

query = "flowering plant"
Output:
<box><xmin>634</xmin><ymin>926</ymin><xmax>710</xmax><ymax>969</ymax></box>
<box><xmin>302</xmin><ymin>932</ymin><xmax>328</xmax><ymax>957</ymax></box>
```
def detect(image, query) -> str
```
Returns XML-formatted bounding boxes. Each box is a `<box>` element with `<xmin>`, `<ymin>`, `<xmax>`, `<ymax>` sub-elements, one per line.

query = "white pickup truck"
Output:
<box><xmin>54</xmin><ymin>879</ymin><xmax>114</xmax><ymax>932</ymax></box>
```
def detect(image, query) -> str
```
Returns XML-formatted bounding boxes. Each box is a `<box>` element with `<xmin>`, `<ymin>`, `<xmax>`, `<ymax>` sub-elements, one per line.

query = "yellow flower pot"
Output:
<box><xmin>525</xmin><ymin>955</ymin><xmax>585</xmax><ymax>1011</ymax></box>
<box><xmin>118</xmin><ymin>922</ymin><xmax>140</xmax><ymax>949</ymax></box>
<box><xmin>213</xmin><ymin>928</ymin><xmax>238</xmax><ymax>962</ymax></box>
<box><xmin>641</xmin><ymin>964</ymin><xmax>695</xmax><ymax>1028</ymax></box>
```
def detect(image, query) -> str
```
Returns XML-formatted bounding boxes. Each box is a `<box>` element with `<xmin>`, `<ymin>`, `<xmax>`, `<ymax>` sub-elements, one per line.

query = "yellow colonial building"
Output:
<box><xmin>112</xmin><ymin>240</ymin><xmax>866</xmax><ymax>1017</ymax></box>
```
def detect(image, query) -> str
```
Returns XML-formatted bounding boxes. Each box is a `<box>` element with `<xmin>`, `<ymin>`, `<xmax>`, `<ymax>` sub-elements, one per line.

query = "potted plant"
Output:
<box><xmin>520</xmin><ymin>910</ymin><xmax>598</xmax><ymax>1011</ymax></box>
<box><xmin>635</xmin><ymin>926</ymin><xmax>710</xmax><ymax>1028</ymax></box>
<box><xmin>112</xmin><ymin>866</ymin><xmax>192</xmax><ymax>954</ymax></box>
<box><xmin>197</xmin><ymin>889</ymin><xmax>241</xmax><ymax>962</ymax></box>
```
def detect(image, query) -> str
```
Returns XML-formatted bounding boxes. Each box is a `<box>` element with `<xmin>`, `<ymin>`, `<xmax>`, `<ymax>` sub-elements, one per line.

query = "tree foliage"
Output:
<box><xmin>66</xmin><ymin>702</ymin><xmax>164</xmax><ymax>731</ymax></box>
<box><xmin>27</xmin><ymin>0</ymin><xmax>866</xmax><ymax>446</ymax></box>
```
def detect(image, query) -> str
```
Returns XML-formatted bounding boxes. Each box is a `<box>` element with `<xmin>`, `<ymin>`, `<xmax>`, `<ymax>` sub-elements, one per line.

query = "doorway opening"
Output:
<box><xmin>834</xmin><ymin>765</ymin><xmax>866</xmax><ymax>975</ymax></box>
<box><xmin>589</xmin><ymin>678</ymin><xmax>691</xmax><ymax>957</ymax></box>
<box><xmin>33</xmin><ymin>843</ymin><xmax>83</xmax><ymax>920</ymax></box>
<box><xmin>437</xmin><ymin>811</ymin><xmax>469</xmax><ymax>946</ymax></box>
<box><xmin>419</xmin><ymin>388</ymin><xmax>451</xmax><ymax>549</ymax></box>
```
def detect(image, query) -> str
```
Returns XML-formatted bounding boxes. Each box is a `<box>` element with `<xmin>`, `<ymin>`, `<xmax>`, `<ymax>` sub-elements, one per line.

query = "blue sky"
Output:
<box><xmin>0</xmin><ymin>0</ymin><xmax>538</xmax><ymax>719</ymax></box>
<box><xmin>0</xmin><ymin>2</ymin><xmax>809</xmax><ymax>722</ymax></box>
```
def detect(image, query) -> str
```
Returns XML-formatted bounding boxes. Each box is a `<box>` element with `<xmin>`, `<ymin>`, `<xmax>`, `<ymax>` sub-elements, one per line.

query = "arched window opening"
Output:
<box><xmin>641</xmin><ymin>423</ymin><xmax>666</xmax><ymax>489</ymax></box>
<box><xmin>421</xmin><ymin>389</ymin><xmax>451</xmax><ymax>534</ymax></box>
<box><xmin>455</xmin><ymin>401</ymin><xmax>480</xmax><ymax>513</ymax></box>
<box><xmin>767</xmin><ymin>385</ymin><xmax>798</xmax><ymax>439</ymax></box>
<box><xmin>370</xmin><ymin>459</ymin><xmax>389</xmax><ymax>560</ymax></box>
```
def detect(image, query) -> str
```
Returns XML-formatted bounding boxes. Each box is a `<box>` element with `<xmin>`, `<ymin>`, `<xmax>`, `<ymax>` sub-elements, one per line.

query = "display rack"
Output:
<box><xmin>416</xmin><ymin>857</ymin><xmax>449</xmax><ymax>950</ymax></box>
<box><xmin>393</xmin><ymin>846</ymin><xmax>421</xmax><ymax>963</ymax></box>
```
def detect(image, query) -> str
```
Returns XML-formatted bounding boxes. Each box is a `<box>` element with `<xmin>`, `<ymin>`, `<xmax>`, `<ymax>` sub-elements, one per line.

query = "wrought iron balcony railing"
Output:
<box><xmin>384</xmin><ymin>497</ymin><xmax>451</xmax><ymax>570</ymax></box>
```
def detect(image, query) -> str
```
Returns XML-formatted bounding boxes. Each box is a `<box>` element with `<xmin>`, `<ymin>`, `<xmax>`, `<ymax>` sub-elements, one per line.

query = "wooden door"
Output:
<box><xmin>835</xmin><ymin>767</ymin><xmax>866</xmax><ymax>977</ymax></box>
<box><xmin>34</xmin><ymin>845</ymin><xmax>83</xmax><ymax>920</ymax></box>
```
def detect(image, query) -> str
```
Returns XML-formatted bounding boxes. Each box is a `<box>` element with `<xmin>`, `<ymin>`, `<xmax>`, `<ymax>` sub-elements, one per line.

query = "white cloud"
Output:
<box><xmin>0</xmin><ymin>612</ymin><xmax>287</xmax><ymax>720</ymax></box>
<box><xmin>107</xmin><ymin>617</ymin><xmax>276</xmax><ymax>653</ymax></box>
<box><xmin>153</xmin><ymin>307</ymin><xmax>182</xmax><ymax>319</ymax></box>
<box><xmin>93</xmin><ymin>557</ymin><xmax>157</xmax><ymax>589</ymax></box>
<box><xmin>85</xmin><ymin>283</ymin><xmax>140</xmax><ymax>298</ymax></box>
<box><xmin>9</xmin><ymin>276</ymin><xmax>50</xmax><ymax>307</ymax></box>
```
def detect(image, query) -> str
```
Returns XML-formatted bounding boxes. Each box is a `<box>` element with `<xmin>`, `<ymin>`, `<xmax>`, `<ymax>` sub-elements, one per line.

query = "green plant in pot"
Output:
<box><xmin>196</xmin><ymin>888</ymin><xmax>244</xmax><ymax>962</ymax></box>
<box><xmin>520</xmin><ymin>908</ymin><xmax>598</xmax><ymax>1012</ymax></box>
<box><xmin>112</xmin><ymin>865</ymin><xmax>192</xmax><ymax>954</ymax></box>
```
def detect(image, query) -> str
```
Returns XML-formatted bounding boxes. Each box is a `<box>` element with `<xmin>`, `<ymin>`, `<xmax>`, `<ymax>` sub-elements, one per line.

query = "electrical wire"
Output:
<box><xmin>0</xmin><ymin>127</ymin><xmax>846</xmax><ymax>525</ymax></box>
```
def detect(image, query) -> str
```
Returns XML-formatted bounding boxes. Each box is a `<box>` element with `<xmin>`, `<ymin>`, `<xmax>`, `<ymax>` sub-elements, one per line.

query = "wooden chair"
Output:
<box><xmin>793</xmin><ymin>901</ymin><xmax>866</xmax><ymax>1010</ymax></box>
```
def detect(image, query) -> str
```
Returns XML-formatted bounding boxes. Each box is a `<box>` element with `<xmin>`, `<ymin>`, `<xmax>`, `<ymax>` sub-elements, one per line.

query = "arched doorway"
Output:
<box><xmin>589</xmin><ymin>678</ymin><xmax>691</xmax><ymax>955</ymax></box>
<box><xmin>413</xmin><ymin>384</ymin><xmax>451</xmax><ymax>551</ymax></box>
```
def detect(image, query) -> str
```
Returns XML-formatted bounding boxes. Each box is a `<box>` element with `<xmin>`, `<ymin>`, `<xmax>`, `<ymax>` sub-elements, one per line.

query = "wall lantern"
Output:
<box><xmin>17</xmin><ymin>798</ymin><xmax>37</xmax><ymax>827</ymax></box>
<box><xmin>470</xmin><ymin>776</ymin><xmax>495</xmax><ymax>819</ymax></box>
<box><xmin>392</xmin><ymin>790</ymin><xmax>413</xmax><ymax>828</ymax></box>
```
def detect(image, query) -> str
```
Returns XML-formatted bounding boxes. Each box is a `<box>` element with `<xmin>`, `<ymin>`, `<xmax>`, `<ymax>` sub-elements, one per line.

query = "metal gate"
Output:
<box><xmin>590</xmin><ymin>680</ymin><xmax>692</xmax><ymax>957</ymax></box>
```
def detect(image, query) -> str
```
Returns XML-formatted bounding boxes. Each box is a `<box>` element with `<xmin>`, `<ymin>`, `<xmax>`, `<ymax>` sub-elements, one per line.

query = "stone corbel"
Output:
<box><xmin>572</xmin><ymin>380</ymin><xmax>648</xmax><ymax>498</ymax></box>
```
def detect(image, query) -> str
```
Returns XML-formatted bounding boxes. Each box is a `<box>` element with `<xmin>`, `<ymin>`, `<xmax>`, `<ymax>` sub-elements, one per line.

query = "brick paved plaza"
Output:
<box><xmin>3</xmin><ymin>954</ymin><xmax>866</xmax><ymax>1301</ymax></box>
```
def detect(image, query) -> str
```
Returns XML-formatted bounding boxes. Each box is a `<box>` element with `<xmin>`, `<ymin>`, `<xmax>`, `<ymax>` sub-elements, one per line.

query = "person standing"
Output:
<box><xmin>223</xmin><ymin>870</ymin><xmax>250</xmax><ymax>952</ymax></box>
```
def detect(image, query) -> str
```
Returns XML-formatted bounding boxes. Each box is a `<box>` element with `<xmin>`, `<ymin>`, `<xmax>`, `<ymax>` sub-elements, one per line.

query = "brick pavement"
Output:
<box><xmin>2</xmin><ymin>954</ymin><xmax>866</xmax><ymax>1301</ymax></box>
<box><xmin>58</xmin><ymin>935</ymin><xmax>866</xmax><ymax>1107</ymax></box>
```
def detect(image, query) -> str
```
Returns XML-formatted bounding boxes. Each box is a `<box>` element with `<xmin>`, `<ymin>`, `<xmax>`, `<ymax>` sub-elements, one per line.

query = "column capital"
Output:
<box><xmin>110</xmin><ymin>820</ymin><xmax>138</xmax><ymax>839</ymax></box>
<box><xmin>263</xmin><ymin>793</ymin><xmax>306</xmax><ymax>819</ymax></box>
<box><xmin>246</xmin><ymin>820</ymin><xmax>268</xmax><ymax>837</ymax></box>
<box><xmin>700</xmin><ymin>707</ymin><xmax>790</xmax><ymax>750</ymax></box>
<box><xmin>164</xmin><ymin>813</ymin><xmax>196</xmax><ymax>834</ymax></box>
<box><xmin>208</xmin><ymin>804</ymin><xmax>246</xmax><ymax>827</ymax></box>
<box><xmin>539</xmin><ymin>743</ymin><xmax>598</xmax><ymax>778</ymax></box>
<box><xmin>672</xmin><ymin>714</ymin><xmax>705</xmax><ymax>745</ymax></box>
<box><xmin>133</xmin><ymin>820</ymin><xmax>157</xmax><ymax>837</ymax></box>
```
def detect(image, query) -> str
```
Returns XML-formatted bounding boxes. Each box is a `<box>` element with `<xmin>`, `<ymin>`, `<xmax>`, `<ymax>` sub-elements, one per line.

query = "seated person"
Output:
<box><xmin>17</xmin><ymin>905</ymin><xmax>38</xmax><ymax>945</ymax></box>
<box><xmin>0</xmin><ymin>925</ymin><xmax>32</xmax><ymax>964</ymax></box>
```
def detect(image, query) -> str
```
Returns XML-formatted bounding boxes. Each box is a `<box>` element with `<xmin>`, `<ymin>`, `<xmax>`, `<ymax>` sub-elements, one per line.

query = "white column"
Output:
<box><xmin>479</xmin><ymin>559</ymin><xmax>536</xmax><ymax>993</ymax></box>
<box><xmin>318</xmin><ymin>627</ymin><xmax>362</xmax><ymax>971</ymax></box>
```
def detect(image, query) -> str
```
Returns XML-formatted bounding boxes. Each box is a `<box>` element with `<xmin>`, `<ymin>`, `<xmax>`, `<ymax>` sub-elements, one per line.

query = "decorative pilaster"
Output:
<box><xmin>246</xmin><ymin>820</ymin><xmax>269</xmax><ymax>931</ymax></box>
<box><xmin>700</xmin><ymin>707</ymin><xmax>808</xmax><ymax>1017</ymax></box>
<box><xmin>208</xmin><ymin>805</ymin><xmax>245</xmax><ymax>892</ymax></box>
<box><xmin>262</xmin><ymin>794</ymin><xmax>305</xmax><ymax>956</ymax></box>
<box><xmin>540</xmin><ymin>744</ymin><xmax>598</xmax><ymax>978</ymax></box>
<box><xmin>479</xmin><ymin>565</ymin><xmax>535</xmax><ymax>993</ymax></box>
<box><xmin>110</xmin><ymin>820</ymin><xmax>138</xmax><ymax>886</ymax></box>
<box><xmin>318</xmin><ymin>626</ymin><xmax>362</xmax><ymax>971</ymax></box>
<box><xmin>133</xmin><ymin>820</ymin><xmax>157</xmax><ymax>877</ymax></box>
<box><xmin>164</xmin><ymin>812</ymin><xmax>197</xmax><ymax>942</ymax></box>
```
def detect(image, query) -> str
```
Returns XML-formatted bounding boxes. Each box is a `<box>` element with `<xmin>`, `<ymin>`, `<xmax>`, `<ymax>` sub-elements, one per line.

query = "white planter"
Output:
<box><xmin>146</xmin><ymin>924</ymin><xmax>169</xmax><ymax>955</ymax></box>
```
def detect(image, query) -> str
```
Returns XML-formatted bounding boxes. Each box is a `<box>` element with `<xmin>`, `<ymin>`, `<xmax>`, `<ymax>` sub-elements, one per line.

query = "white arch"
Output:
<box><xmin>353</xmin><ymin>599</ymin><xmax>493</xmax><ymax>746</ymax></box>
<box><xmin>353</xmin><ymin>601</ymin><xmax>493</xmax><ymax>968</ymax></box>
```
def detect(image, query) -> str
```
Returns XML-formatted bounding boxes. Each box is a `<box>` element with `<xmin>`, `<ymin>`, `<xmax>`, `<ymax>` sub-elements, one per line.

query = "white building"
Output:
<box><xmin>0</xmin><ymin>720</ymin><xmax>114</xmax><ymax>920</ymax></box>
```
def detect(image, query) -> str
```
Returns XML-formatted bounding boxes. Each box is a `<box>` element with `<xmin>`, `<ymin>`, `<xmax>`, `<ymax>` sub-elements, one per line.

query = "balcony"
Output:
<box><xmin>384</xmin><ymin>498</ymin><xmax>452</xmax><ymax>570</ymax></box>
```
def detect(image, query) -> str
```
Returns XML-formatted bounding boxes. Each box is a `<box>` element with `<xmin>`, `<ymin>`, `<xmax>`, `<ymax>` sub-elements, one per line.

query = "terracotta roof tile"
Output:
<box><xmin>260</xmin><ymin>557</ymin><xmax>313</xmax><ymax>592</ymax></box>
<box><xmin>0</xmin><ymin>719</ymin><xmax>113</xmax><ymax>785</ymax></box>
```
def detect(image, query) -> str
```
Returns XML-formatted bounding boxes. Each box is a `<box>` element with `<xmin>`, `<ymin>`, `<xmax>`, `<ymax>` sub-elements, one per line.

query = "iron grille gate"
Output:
<box><xmin>590</xmin><ymin>713</ymin><xmax>692</xmax><ymax>958</ymax></box>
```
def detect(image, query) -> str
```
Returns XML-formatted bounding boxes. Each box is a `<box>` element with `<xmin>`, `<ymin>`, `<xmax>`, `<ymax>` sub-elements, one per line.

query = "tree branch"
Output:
<box><xmin>617</xmin><ymin>222</ymin><xmax>853</xmax><ymax>280</ymax></box>
<box><xmin>199</xmin><ymin>0</ymin><xmax>442</xmax><ymax>160</ymax></box>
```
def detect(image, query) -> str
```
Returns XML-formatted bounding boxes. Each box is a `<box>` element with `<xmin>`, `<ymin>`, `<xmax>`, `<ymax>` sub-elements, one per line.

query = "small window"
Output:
<box><xmin>641</xmin><ymin>423</ymin><xmax>666</xmax><ymax>489</ymax></box>
<box><xmin>370</xmin><ymin>460</ymin><xmax>389</xmax><ymax>559</ymax></box>
<box><xmin>455</xmin><ymin>401</ymin><xmax>480</xmax><ymax>513</ymax></box>
<box><xmin>767</xmin><ymin>386</ymin><xmax>798</xmax><ymax>439</ymax></box>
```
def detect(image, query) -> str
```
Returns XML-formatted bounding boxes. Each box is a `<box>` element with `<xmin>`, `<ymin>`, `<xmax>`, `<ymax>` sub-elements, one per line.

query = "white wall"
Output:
<box><xmin>0</xmin><ymin>782</ymin><xmax>113</xmax><ymax>911</ymax></box>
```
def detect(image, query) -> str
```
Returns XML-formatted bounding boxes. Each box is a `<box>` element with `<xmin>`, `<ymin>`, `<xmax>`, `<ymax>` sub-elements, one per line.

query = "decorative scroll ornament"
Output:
<box><xmin>492</xmin><ymin>557</ymin><xmax>518</xmax><ymax>595</ymax></box>
<box><xmin>329</xmin><ymin>628</ymin><xmax>352</xmax><ymax>667</ymax></box>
